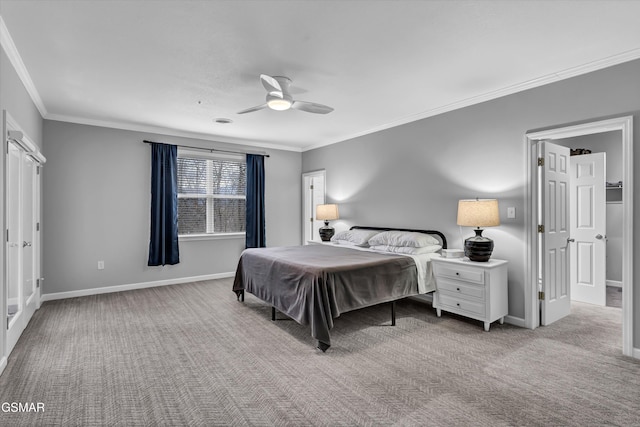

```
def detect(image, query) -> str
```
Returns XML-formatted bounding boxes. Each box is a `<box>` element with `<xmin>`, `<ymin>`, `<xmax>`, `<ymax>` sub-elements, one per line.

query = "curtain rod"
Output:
<box><xmin>142</xmin><ymin>140</ymin><xmax>270</xmax><ymax>157</ymax></box>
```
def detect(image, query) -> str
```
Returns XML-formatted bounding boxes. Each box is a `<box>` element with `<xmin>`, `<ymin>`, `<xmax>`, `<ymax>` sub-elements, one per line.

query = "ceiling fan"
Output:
<box><xmin>237</xmin><ymin>74</ymin><xmax>334</xmax><ymax>115</ymax></box>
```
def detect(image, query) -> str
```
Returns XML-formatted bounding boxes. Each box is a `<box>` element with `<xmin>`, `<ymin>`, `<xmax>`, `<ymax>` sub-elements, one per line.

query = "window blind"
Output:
<box><xmin>176</xmin><ymin>156</ymin><xmax>246</xmax><ymax>235</ymax></box>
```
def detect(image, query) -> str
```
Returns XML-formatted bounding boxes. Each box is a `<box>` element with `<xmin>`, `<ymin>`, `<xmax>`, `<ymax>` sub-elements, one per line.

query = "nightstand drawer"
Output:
<box><xmin>436</xmin><ymin>264</ymin><xmax>485</xmax><ymax>285</ymax></box>
<box><xmin>437</xmin><ymin>293</ymin><xmax>485</xmax><ymax>317</ymax></box>
<box><xmin>436</xmin><ymin>278</ymin><xmax>485</xmax><ymax>300</ymax></box>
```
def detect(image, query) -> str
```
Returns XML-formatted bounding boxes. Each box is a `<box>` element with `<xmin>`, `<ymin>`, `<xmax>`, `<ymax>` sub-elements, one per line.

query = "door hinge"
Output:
<box><xmin>538</xmin><ymin>225</ymin><xmax>544</xmax><ymax>233</ymax></box>
<box><xmin>310</xmin><ymin>217</ymin><xmax>313</xmax><ymax>222</ymax></box>
<box><xmin>310</xmin><ymin>184</ymin><xmax>314</xmax><ymax>190</ymax></box>
<box><xmin>538</xmin><ymin>291</ymin><xmax>545</xmax><ymax>300</ymax></box>
<box><xmin>37</xmin><ymin>166</ymin><xmax>40</xmax><ymax>175</ymax></box>
<box><xmin>538</xmin><ymin>157</ymin><xmax>544</xmax><ymax>166</ymax></box>
<box><xmin>36</xmin><ymin>278</ymin><xmax>40</xmax><ymax>288</ymax></box>
<box><xmin>36</xmin><ymin>222</ymin><xmax>40</xmax><ymax>232</ymax></box>
<box><xmin>6</xmin><ymin>229</ymin><xmax>8</xmax><ymax>242</ymax></box>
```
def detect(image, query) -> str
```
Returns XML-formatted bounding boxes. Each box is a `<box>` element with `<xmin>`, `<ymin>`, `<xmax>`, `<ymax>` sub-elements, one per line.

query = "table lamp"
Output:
<box><xmin>316</xmin><ymin>204</ymin><xmax>339</xmax><ymax>241</ymax></box>
<box><xmin>457</xmin><ymin>199</ymin><xmax>500</xmax><ymax>262</ymax></box>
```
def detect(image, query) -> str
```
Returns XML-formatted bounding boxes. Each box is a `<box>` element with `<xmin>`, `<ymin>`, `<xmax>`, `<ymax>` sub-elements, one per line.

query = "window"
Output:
<box><xmin>176</xmin><ymin>151</ymin><xmax>246</xmax><ymax>236</ymax></box>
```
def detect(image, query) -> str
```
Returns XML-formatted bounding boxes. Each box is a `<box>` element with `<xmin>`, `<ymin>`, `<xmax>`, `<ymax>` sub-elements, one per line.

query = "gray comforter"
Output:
<box><xmin>232</xmin><ymin>244</ymin><xmax>419</xmax><ymax>349</ymax></box>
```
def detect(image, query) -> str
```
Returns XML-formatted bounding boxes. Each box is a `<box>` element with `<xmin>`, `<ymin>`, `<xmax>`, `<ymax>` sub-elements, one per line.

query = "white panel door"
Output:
<box><xmin>302</xmin><ymin>171</ymin><xmax>326</xmax><ymax>243</ymax></box>
<box><xmin>570</xmin><ymin>153</ymin><xmax>606</xmax><ymax>306</ymax></box>
<box><xmin>22</xmin><ymin>156</ymin><xmax>38</xmax><ymax>321</ymax></box>
<box><xmin>540</xmin><ymin>142</ymin><xmax>571</xmax><ymax>326</ymax></box>
<box><xmin>311</xmin><ymin>176</ymin><xmax>325</xmax><ymax>240</ymax></box>
<box><xmin>6</xmin><ymin>142</ymin><xmax>23</xmax><ymax>353</ymax></box>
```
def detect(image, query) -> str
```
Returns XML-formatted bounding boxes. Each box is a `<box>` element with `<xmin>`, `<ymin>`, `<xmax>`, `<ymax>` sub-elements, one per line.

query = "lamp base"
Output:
<box><xmin>319</xmin><ymin>221</ymin><xmax>335</xmax><ymax>242</ymax></box>
<box><xmin>464</xmin><ymin>229</ymin><xmax>494</xmax><ymax>262</ymax></box>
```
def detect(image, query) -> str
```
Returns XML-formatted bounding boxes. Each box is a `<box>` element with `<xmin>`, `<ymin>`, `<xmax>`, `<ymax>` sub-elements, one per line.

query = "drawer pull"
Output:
<box><xmin>456</xmin><ymin>303</ymin><xmax>460</xmax><ymax>307</ymax></box>
<box><xmin>456</xmin><ymin>287</ymin><xmax>461</xmax><ymax>292</ymax></box>
<box><xmin>456</xmin><ymin>272</ymin><xmax>459</xmax><ymax>276</ymax></box>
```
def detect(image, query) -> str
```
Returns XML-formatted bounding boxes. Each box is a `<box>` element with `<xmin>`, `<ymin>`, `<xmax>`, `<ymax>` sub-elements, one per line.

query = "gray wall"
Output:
<box><xmin>302</xmin><ymin>59</ymin><xmax>640</xmax><ymax>341</ymax></box>
<box><xmin>42</xmin><ymin>120</ymin><xmax>301</xmax><ymax>295</ymax></box>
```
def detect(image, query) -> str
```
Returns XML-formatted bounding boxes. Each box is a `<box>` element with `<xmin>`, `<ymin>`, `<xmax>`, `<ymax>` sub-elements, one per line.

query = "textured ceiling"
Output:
<box><xmin>2</xmin><ymin>0</ymin><xmax>640</xmax><ymax>151</ymax></box>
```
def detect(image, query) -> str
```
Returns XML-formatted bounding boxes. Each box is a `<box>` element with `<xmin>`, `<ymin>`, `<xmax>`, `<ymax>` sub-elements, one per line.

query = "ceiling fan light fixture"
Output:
<box><xmin>267</xmin><ymin>98</ymin><xmax>292</xmax><ymax>111</ymax></box>
<box><xmin>237</xmin><ymin>74</ymin><xmax>332</xmax><ymax>115</ymax></box>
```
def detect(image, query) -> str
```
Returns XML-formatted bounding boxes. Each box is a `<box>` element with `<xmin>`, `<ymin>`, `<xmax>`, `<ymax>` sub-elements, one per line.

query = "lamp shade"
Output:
<box><xmin>316</xmin><ymin>204</ymin><xmax>339</xmax><ymax>221</ymax></box>
<box><xmin>457</xmin><ymin>199</ymin><xmax>500</xmax><ymax>228</ymax></box>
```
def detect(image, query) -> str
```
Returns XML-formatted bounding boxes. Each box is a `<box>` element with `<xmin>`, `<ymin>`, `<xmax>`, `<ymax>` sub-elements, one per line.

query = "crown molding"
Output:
<box><xmin>44</xmin><ymin>113</ymin><xmax>303</xmax><ymax>152</ymax></box>
<box><xmin>0</xmin><ymin>15</ymin><xmax>47</xmax><ymax>117</ymax></box>
<box><xmin>302</xmin><ymin>48</ymin><xmax>640</xmax><ymax>152</ymax></box>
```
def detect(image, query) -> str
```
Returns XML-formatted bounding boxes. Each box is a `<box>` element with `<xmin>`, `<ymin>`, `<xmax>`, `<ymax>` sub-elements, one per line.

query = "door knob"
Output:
<box><xmin>567</xmin><ymin>238</ymin><xmax>575</xmax><ymax>243</ymax></box>
<box><xmin>595</xmin><ymin>234</ymin><xmax>604</xmax><ymax>240</ymax></box>
<box><xmin>23</xmin><ymin>241</ymin><xmax>32</xmax><ymax>247</ymax></box>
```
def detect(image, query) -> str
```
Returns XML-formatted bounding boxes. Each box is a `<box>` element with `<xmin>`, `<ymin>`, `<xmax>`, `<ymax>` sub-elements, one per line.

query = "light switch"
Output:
<box><xmin>507</xmin><ymin>207</ymin><xmax>516</xmax><ymax>219</ymax></box>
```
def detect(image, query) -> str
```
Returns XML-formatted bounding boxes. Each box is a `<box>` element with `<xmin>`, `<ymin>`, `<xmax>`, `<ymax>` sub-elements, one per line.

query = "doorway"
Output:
<box><xmin>301</xmin><ymin>170</ymin><xmax>326</xmax><ymax>244</ymax></box>
<box><xmin>525</xmin><ymin>116</ymin><xmax>633</xmax><ymax>357</ymax></box>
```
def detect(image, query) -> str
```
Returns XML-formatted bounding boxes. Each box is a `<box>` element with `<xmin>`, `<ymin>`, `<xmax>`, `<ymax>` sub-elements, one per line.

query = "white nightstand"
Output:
<box><xmin>431</xmin><ymin>257</ymin><xmax>508</xmax><ymax>331</ymax></box>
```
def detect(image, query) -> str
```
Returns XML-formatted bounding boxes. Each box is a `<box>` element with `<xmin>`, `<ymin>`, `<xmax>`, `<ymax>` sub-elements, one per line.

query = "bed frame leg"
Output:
<box><xmin>391</xmin><ymin>301</ymin><xmax>396</xmax><ymax>326</ymax></box>
<box><xmin>272</xmin><ymin>306</ymin><xmax>276</xmax><ymax>321</ymax></box>
<box><xmin>235</xmin><ymin>290</ymin><xmax>245</xmax><ymax>301</ymax></box>
<box><xmin>317</xmin><ymin>341</ymin><xmax>330</xmax><ymax>352</ymax></box>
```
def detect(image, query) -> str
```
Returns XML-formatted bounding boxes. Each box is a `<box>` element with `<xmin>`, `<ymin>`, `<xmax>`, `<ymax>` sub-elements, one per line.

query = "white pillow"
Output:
<box><xmin>368</xmin><ymin>230</ymin><xmax>440</xmax><ymax>248</ymax></box>
<box><xmin>330</xmin><ymin>229</ymin><xmax>381</xmax><ymax>247</ymax></box>
<box><xmin>370</xmin><ymin>244</ymin><xmax>442</xmax><ymax>255</ymax></box>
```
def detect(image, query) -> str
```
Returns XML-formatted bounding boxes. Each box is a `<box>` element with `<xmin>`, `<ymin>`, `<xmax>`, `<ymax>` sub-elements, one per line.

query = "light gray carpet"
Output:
<box><xmin>1</xmin><ymin>278</ymin><xmax>639</xmax><ymax>426</ymax></box>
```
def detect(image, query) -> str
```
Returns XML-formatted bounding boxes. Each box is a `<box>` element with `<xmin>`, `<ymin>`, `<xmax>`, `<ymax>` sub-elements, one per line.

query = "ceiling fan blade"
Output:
<box><xmin>260</xmin><ymin>74</ymin><xmax>282</xmax><ymax>95</ymax></box>
<box><xmin>237</xmin><ymin>104</ymin><xmax>267</xmax><ymax>114</ymax></box>
<box><xmin>291</xmin><ymin>101</ymin><xmax>334</xmax><ymax>114</ymax></box>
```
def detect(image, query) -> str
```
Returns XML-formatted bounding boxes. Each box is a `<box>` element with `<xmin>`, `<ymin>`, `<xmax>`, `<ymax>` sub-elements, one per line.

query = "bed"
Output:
<box><xmin>232</xmin><ymin>226</ymin><xmax>447</xmax><ymax>351</ymax></box>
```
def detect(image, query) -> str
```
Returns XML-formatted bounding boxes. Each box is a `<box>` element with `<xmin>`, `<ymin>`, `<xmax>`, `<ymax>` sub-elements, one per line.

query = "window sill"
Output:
<box><xmin>179</xmin><ymin>232</ymin><xmax>245</xmax><ymax>242</ymax></box>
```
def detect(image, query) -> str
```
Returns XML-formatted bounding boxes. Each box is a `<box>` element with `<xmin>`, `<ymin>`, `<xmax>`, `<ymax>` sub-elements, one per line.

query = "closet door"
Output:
<box><xmin>22</xmin><ymin>155</ymin><xmax>38</xmax><ymax>321</ymax></box>
<box><xmin>6</xmin><ymin>142</ymin><xmax>39</xmax><ymax>354</ymax></box>
<box><xmin>6</xmin><ymin>141</ymin><xmax>23</xmax><ymax>353</ymax></box>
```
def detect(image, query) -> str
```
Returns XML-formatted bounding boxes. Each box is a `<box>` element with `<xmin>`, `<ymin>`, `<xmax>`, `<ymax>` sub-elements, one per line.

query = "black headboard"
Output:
<box><xmin>349</xmin><ymin>226</ymin><xmax>448</xmax><ymax>249</ymax></box>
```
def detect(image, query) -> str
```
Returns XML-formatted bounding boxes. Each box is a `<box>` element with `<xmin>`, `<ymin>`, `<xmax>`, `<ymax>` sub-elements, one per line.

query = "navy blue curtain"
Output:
<box><xmin>246</xmin><ymin>154</ymin><xmax>266</xmax><ymax>248</ymax></box>
<box><xmin>148</xmin><ymin>143</ymin><xmax>180</xmax><ymax>266</ymax></box>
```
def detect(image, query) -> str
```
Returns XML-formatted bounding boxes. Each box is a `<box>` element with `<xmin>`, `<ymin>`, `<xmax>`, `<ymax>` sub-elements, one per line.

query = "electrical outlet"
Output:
<box><xmin>507</xmin><ymin>207</ymin><xmax>516</xmax><ymax>219</ymax></box>
<box><xmin>97</xmin><ymin>261</ymin><xmax>105</xmax><ymax>270</ymax></box>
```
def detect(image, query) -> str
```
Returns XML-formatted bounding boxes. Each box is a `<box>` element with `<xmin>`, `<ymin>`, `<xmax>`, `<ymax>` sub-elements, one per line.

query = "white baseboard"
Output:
<box><xmin>40</xmin><ymin>272</ymin><xmax>235</xmax><ymax>302</ymax></box>
<box><xmin>632</xmin><ymin>347</ymin><xmax>640</xmax><ymax>360</ymax></box>
<box><xmin>504</xmin><ymin>315</ymin><xmax>526</xmax><ymax>328</ymax></box>
<box><xmin>607</xmin><ymin>280</ymin><xmax>622</xmax><ymax>288</ymax></box>
<box><xmin>0</xmin><ymin>356</ymin><xmax>6</xmax><ymax>377</ymax></box>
